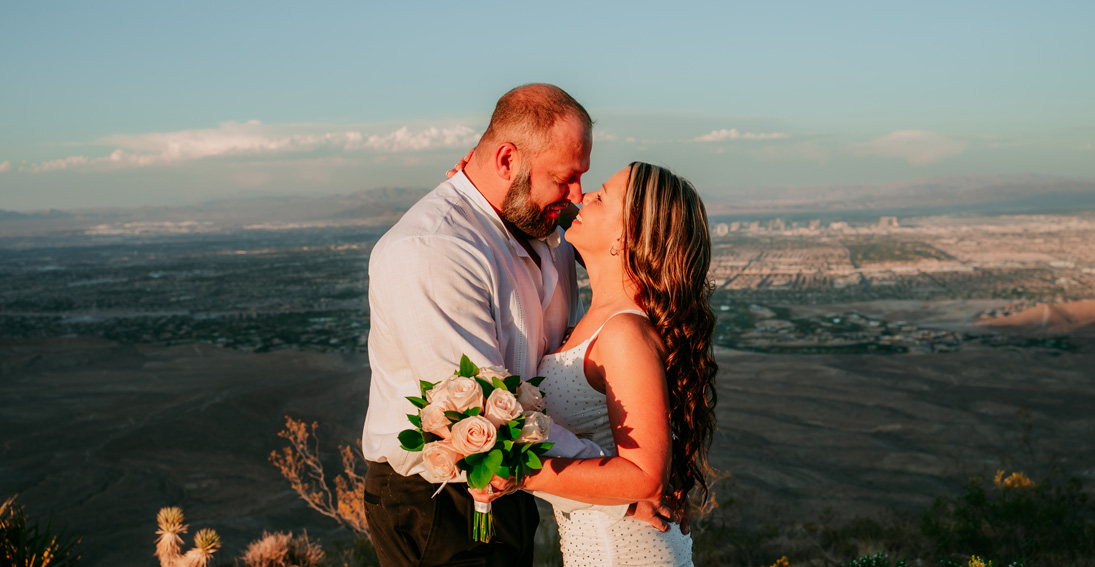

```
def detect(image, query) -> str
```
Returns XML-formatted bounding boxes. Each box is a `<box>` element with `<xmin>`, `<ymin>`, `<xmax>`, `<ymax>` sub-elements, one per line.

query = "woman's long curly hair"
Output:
<box><xmin>621</xmin><ymin>162</ymin><xmax>718</xmax><ymax>509</ymax></box>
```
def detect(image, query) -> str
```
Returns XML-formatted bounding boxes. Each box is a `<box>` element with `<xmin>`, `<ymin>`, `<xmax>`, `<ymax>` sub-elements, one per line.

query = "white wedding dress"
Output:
<box><xmin>535</xmin><ymin>310</ymin><xmax>693</xmax><ymax>567</ymax></box>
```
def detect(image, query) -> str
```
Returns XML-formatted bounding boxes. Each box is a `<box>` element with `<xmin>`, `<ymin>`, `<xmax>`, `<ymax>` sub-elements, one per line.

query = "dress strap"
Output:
<box><xmin>588</xmin><ymin>309</ymin><xmax>648</xmax><ymax>342</ymax></box>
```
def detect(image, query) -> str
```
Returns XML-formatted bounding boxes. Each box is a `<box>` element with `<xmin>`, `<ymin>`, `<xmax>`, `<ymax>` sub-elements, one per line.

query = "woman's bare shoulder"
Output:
<box><xmin>591</xmin><ymin>311</ymin><xmax>666</xmax><ymax>367</ymax></box>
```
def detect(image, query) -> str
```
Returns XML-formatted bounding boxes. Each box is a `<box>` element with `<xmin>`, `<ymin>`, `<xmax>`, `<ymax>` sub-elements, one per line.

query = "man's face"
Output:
<box><xmin>500</xmin><ymin>116</ymin><xmax>591</xmax><ymax>239</ymax></box>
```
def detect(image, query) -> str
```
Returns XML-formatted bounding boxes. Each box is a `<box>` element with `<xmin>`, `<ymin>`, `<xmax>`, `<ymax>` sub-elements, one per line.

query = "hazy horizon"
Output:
<box><xmin>2</xmin><ymin>2</ymin><xmax>1093</xmax><ymax>212</ymax></box>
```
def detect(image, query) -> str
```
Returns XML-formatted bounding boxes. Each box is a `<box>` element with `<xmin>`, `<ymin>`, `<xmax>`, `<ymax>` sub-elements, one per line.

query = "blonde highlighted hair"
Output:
<box><xmin>621</xmin><ymin>162</ymin><xmax>718</xmax><ymax>509</ymax></box>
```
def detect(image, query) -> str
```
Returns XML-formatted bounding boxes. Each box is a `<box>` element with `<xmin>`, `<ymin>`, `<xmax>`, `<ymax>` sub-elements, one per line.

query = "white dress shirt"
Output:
<box><xmin>362</xmin><ymin>171</ymin><xmax>599</xmax><ymax>482</ymax></box>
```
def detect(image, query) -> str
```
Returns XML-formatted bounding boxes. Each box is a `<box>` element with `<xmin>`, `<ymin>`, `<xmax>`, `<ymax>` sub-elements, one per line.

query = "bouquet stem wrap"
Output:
<box><xmin>472</xmin><ymin>500</ymin><xmax>494</xmax><ymax>543</ymax></box>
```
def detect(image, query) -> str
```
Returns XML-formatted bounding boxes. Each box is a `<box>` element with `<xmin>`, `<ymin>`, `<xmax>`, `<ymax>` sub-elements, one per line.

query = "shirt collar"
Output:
<box><xmin>450</xmin><ymin>171</ymin><xmax>563</xmax><ymax>251</ymax></box>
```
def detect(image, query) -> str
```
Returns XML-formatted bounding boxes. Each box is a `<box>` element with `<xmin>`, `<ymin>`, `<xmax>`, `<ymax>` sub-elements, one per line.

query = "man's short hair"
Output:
<box><xmin>478</xmin><ymin>83</ymin><xmax>593</xmax><ymax>159</ymax></box>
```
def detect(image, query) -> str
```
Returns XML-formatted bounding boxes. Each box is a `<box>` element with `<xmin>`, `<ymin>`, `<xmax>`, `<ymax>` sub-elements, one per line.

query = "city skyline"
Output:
<box><xmin>2</xmin><ymin>0</ymin><xmax>1093</xmax><ymax>211</ymax></box>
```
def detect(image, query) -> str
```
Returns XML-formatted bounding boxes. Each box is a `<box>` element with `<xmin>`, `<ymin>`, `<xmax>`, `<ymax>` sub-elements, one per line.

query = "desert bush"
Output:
<box><xmin>239</xmin><ymin>531</ymin><xmax>324</xmax><ymax>567</ymax></box>
<box><xmin>153</xmin><ymin>507</ymin><xmax>221</xmax><ymax>567</ymax></box>
<box><xmin>802</xmin><ymin>509</ymin><xmax>924</xmax><ymax>563</ymax></box>
<box><xmin>0</xmin><ymin>495</ymin><xmax>81</xmax><ymax>567</ymax></box>
<box><xmin>921</xmin><ymin>469</ymin><xmax>1095</xmax><ymax>566</ymax></box>
<box><xmin>270</xmin><ymin>417</ymin><xmax>369</xmax><ymax>539</ymax></box>
<box><xmin>845</xmin><ymin>550</ymin><xmax>908</xmax><ymax>567</ymax></box>
<box><xmin>689</xmin><ymin>475</ymin><xmax>792</xmax><ymax>566</ymax></box>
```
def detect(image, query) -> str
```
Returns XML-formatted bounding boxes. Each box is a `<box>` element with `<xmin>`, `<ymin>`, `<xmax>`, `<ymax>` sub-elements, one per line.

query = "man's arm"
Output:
<box><xmin>370</xmin><ymin>234</ymin><xmax>505</xmax><ymax>382</ymax></box>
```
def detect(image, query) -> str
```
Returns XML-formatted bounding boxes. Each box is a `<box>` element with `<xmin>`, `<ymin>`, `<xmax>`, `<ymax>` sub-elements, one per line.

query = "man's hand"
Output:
<box><xmin>445</xmin><ymin>149</ymin><xmax>474</xmax><ymax>179</ymax></box>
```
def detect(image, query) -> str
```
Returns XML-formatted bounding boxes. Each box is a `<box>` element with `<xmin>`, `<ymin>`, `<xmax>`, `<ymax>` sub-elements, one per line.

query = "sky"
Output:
<box><xmin>1</xmin><ymin>0</ymin><xmax>1093</xmax><ymax>211</ymax></box>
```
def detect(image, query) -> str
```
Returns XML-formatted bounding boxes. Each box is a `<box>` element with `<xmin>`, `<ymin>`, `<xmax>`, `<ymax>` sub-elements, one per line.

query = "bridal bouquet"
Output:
<box><xmin>398</xmin><ymin>355</ymin><xmax>553</xmax><ymax>542</ymax></box>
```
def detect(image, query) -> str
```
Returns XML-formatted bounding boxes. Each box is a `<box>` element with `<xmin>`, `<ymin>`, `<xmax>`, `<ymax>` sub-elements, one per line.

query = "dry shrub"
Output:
<box><xmin>239</xmin><ymin>531</ymin><xmax>325</xmax><ymax>567</ymax></box>
<box><xmin>690</xmin><ymin>461</ymin><xmax>733</xmax><ymax>523</ymax></box>
<box><xmin>269</xmin><ymin>416</ymin><xmax>369</xmax><ymax>537</ymax></box>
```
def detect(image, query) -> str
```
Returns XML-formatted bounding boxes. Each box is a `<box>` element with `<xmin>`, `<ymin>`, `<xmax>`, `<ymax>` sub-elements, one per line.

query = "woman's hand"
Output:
<box><xmin>467</xmin><ymin>474</ymin><xmax>519</xmax><ymax>504</ymax></box>
<box><xmin>445</xmin><ymin>149</ymin><xmax>474</xmax><ymax>179</ymax></box>
<box><xmin>626</xmin><ymin>497</ymin><xmax>691</xmax><ymax>534</ymax></box>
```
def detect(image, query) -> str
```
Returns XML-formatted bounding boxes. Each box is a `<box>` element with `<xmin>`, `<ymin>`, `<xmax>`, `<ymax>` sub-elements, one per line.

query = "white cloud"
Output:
<box><xmin>696</xmin><ymin>128</ymin><xmax>740</xmax><ymax>142</ymax></box>
<box><xmin>26</xmin><ymin>121</ymin><xmax>482</xmax><ymax>173</ymax></box>
<box><xmin>624</xmin><ymin>137</ymin><xmax>637</xmax><ymax>143</ymax></box>
<box><xmin>594</xmin><ymin>130</ymin><xmax>618</xmax><ymax>142</ymax></box>
<box><xmin>741</xmin><ymin>132</ymin><xmax>790</xmax><ymax>140</ymax></box>
<box><xmin>694</xmin><ymin>128</ymin><xmax>790</xmax><ymax>142</ymax></box>
<box><xmin>347</xmin><ymin>125</ymin><xmax>479</xmax><ymax>152</ymax></box>
<box><xmin>0</xmin><ymin>161</ymin><xmax>10</xmax><ymax>172</ymax></box>
<box><xmin>30</xmin><ymin>155</ymin><xmax>92</xmax><ymax>173</ymax></box>
<box><xmin>849</xmin><ymin>130</ymin><xmax>966</xmax><ymax>165</ymax></box>
<box><xmin>1082</xmin><ymin>143</ymin><xmax>1094</xmax><ymax>151</ymax></box>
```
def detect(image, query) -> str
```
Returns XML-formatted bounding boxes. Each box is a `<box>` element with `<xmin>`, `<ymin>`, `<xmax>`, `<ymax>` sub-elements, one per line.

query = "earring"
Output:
<box><xmin>609</xmin><ymin>244</ymin><xmax>619</xmax><ymax>256</ymax></box>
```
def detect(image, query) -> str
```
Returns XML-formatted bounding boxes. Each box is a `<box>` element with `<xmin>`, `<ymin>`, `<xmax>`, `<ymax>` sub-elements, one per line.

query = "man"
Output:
<box><xmin>361</xmin><ymin>83</ymin><xmax>596</xmax><ymax>566</ymax></box>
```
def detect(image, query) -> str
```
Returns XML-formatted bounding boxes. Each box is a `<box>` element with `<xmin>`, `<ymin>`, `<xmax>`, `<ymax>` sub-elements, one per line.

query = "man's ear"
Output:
<box><xmin>494</xmin><ymin>142</ymin><xmax>520</xmax><ymax>182</ymax></box>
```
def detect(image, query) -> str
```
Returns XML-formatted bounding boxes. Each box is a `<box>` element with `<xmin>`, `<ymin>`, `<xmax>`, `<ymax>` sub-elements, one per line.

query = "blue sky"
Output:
<box><xmin>2</xmin><ymin>1</ymin><xmax>1093</xmax><ymax>211</ymax></box>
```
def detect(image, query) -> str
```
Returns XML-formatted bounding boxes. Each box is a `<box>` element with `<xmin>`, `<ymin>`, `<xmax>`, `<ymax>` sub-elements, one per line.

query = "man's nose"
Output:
<box><xmin>566</xmin><ymin>183</ymin><xmax>583</xmax><ymax>205</ymax></box>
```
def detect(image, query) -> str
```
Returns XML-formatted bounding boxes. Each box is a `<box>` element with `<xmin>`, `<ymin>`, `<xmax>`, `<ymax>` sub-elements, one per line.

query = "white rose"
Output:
<box><xmin>450</xmin><ymin>415</ymin><xmax>498</xmax><ymax>455</ymax></box>
<box><xmin>421</xmin><ymin>441</ymin><xmax>463</xmax><ymax>482</ymax></box>
<box><xmin>420</xmin><ymin>404</ymin><xmax>452</xmax><ymax>439</ymax></box>
<box><xmin>516</xmin><ymin>382</ymin><xmax>545</xmax><ymax>412</ymax></box>
<box><xmin>428</xmin><ymin>376</ymin><xmax>483</xmax><ymax>414</ymax></box>
<box><xmin>424</xmin><ymin>375</ymin><xmax>454</xmax><ymax>404</ymax></box>
<box><xmin>477</xmin><ymin>366</ymin><xmax>511</xmax><ymax>383</ymax></box>
<box><xmin>483</xmin><ymin>388</ymin><xmax>523</xmax><ymax>427</ymax></box>
<box><xmin>516</xmin><ymin>411</ymin><xmax>551</xmax><ymax>444</ymax></box>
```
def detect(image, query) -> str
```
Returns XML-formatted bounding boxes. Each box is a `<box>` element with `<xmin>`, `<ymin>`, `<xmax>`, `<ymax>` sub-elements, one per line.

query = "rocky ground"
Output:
<box><xmin>2</xmin><ymin>300</ymin><xmax>1094</xmax><ymax>566</ymax></box>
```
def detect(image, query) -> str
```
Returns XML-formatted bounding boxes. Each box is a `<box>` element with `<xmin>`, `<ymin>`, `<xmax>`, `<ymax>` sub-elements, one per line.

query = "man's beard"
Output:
<box><xmin>501</xmin><ymin>167</ymin><xmax>560</xmax><ymax>239</ymax></box>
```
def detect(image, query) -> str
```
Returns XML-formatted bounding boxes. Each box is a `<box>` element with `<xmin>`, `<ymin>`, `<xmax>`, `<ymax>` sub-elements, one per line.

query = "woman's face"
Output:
<box><xmin>569</xmin><ymin>165</ymin><xmax>629</xmax><ymax>255</ymax></box>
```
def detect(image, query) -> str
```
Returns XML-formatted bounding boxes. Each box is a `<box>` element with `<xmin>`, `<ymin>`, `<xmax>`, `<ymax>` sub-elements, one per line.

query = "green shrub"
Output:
<box><xmin>921</xmin><ymin>470</ymin><xmax>1095</xmax><ymax>565</ymax></box>
<box><xmin>0</xmin><ymin>495</ymin><xmax>81</xmax><ymax>567</ymax></box>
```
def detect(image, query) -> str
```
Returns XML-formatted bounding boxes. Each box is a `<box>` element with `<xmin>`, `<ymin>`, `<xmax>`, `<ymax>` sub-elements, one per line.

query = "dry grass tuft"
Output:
<box><xmin>240</xmin><ymin>531</ymin><xmax>325</xmax><ymax>567</ymax></box>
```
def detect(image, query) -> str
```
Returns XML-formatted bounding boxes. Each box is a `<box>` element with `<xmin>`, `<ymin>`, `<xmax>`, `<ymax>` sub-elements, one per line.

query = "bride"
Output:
<box><xmin>481</xmin><ymin>162</ymin><xmax>718</xmax><ymax>566</ymax></box>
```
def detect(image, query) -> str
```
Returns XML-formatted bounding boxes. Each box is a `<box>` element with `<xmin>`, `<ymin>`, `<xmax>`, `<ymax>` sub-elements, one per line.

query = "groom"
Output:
<box><xmin>362</xmin><ymin>83</ymin><xmax>595</xmax><ymax>567</ymax></box>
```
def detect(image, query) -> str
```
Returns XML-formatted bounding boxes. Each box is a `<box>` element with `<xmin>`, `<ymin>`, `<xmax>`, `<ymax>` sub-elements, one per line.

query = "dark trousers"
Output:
<box><xmin>363</xmin><ymin>460</ymin><xmax>539</xmax><ymax>567</ymax></box>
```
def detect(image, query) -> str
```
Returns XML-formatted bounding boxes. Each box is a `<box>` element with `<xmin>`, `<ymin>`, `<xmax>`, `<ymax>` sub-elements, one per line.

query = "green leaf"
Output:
<box><xmin>503</xmin><ymin>440</ymin><xmax>514</xmax><ymax>451</ymax></box>
<box><xmin>398</xmin><ymin>429</ymin><xmax>424</xmax><ymax>452</ymax></box>
<box><xmin>407</xmin><ymin>396</ymin><xmax>427</xmax><ymax>409</ymax></box>
<box><xmin>467</xmin><ymin>407</ymin><xmax>481</xmax><ymax>417</ymax></box>
<box><xmin>459</xmin><ymin>355</ymin><xmax>479</xmax><ymax>377</ymax></box>
<box><xmin>464</xmin><ymin>452</ymin><xmax>486</xmax><ymax>466</ymax></box>
<box><xmin>444</xmin><ymin>410</ymin><xmax>464</xmax><ymax>422</ymax></box>
<box><xmin>496</xmin><ymin>464</ymin><xmax>512</xmax><ymax>478</ymax></box>
<box><xmin>504</xmin><ymin>375</ymin><xmax>521</xmax><ymax>392</ymax></box>
<box><xmin>475</xmin><ymin>377</ymin><xmax>495</xmax><ymax>399</ymax></box>
<box><xmin>492</xmin><ymin>376</ymin><xmax>507</xmax><ymax>391</ymax></box>
<box><xmin>467</xmin><ymin>463</ymin><xmax>493</xmax><ymax>489</ymax></box>
<box><xmin>526</xmin><ymin>451</ymin><xmax>543</xmax><ymax>469</ymax></box>
<box><xmin>533</xmin><ymin>442</ymin><xmax>554</xmax><ymax>454</ymax></box>
<box><xmin>420</xmin><ymin>380</ymin><xmax>436</xmax><ymax>397</ymax></box>
<box><xmin>527</xmin><ymin>376</ymin><xmax>545</xmax><ymax>387</ymax></box>
<box><xmin>407</xmin><ymin>414</ymin><xmax>422</xmax><ymax>428</ymax></box>
<box><xmin>483</xmin><ymin>449</ymin><xmax>504</xmax><ymax>473</ymax></box>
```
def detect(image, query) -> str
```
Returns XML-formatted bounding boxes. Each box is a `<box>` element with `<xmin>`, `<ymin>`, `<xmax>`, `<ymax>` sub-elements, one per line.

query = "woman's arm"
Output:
<box><xmin>520</xmin><ymin>314</ymin><xmax>671</xmax><ymax>505</ymax></box>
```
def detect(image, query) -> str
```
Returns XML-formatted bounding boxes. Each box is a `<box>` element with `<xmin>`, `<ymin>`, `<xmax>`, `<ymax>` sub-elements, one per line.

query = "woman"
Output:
<box><xmin>495</xmin><ymin>162</ymin><xmax>718</xmax><ymax>566</ymax></box>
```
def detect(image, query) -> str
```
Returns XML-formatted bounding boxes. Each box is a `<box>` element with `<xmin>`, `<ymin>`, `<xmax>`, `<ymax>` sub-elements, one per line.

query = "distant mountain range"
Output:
<box><xmin>705</xmin><ymin>173</ymin><xmax>1095</xmax><ymax>217</ymax></box>
<box><xmin>0</xmin><ymin>187</ymin><xmax>430</xmax><ymax>236</ymax></box>
<box><xmin>4</xmin><ymin>174</ymin><xmax>1095</xmax><ymax>237</ymax></box>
